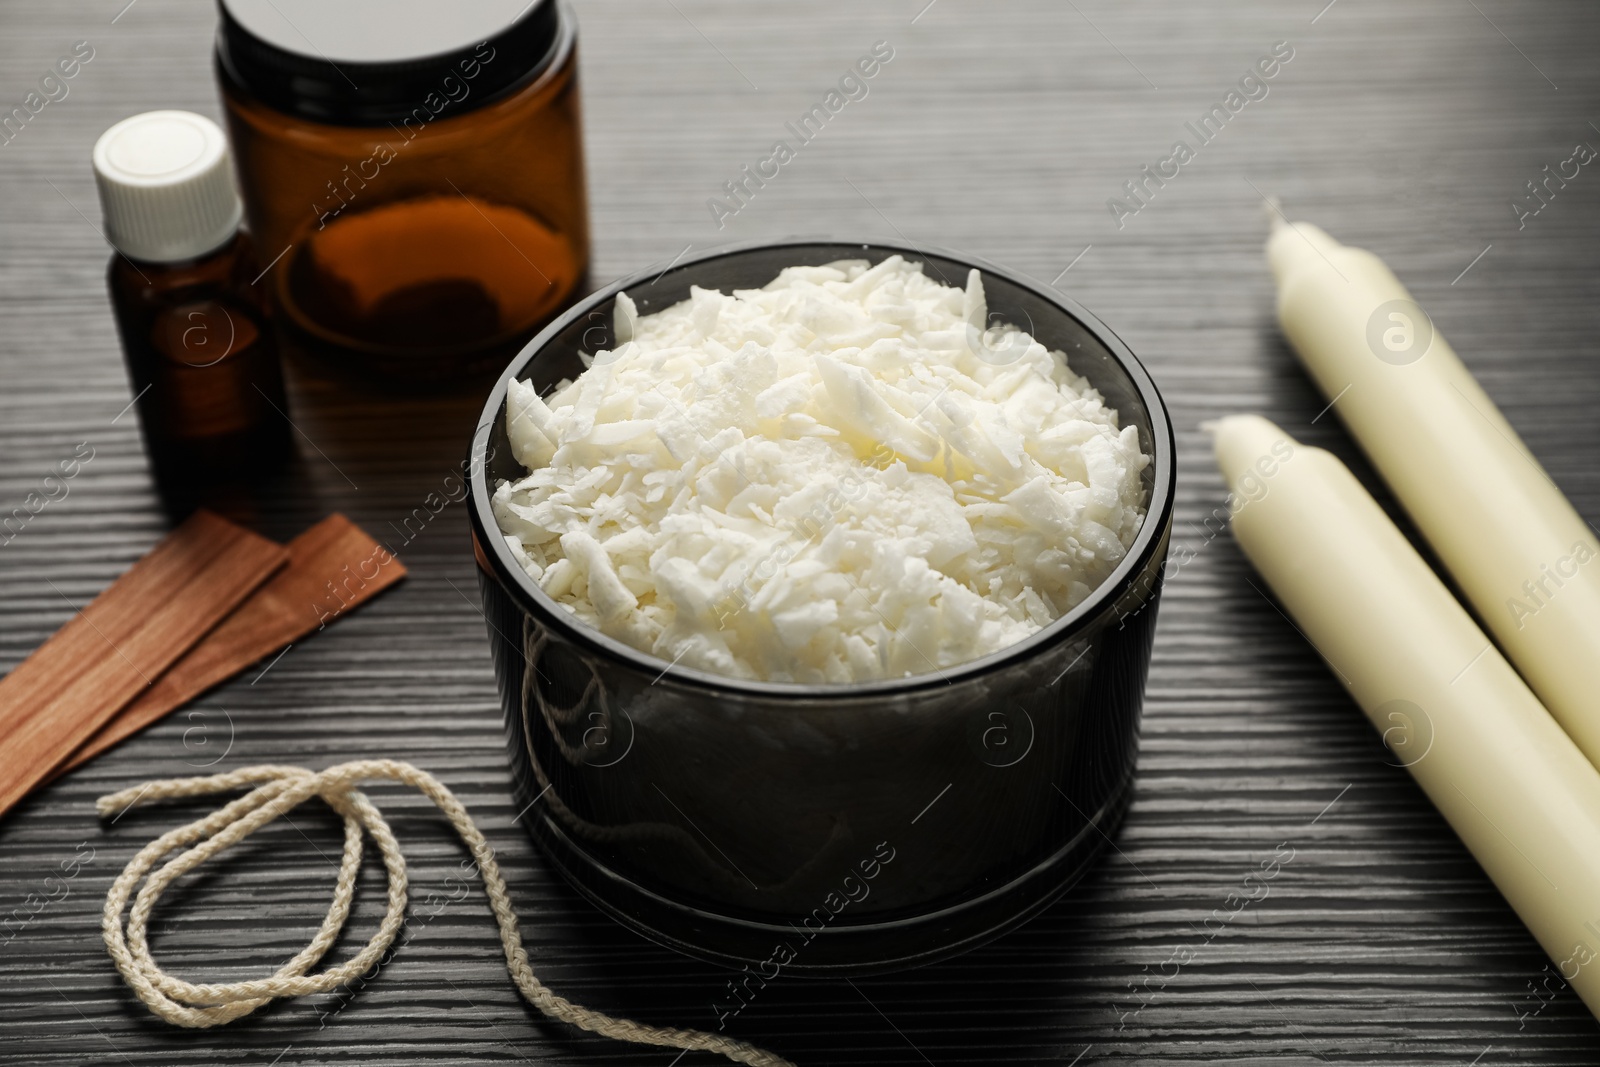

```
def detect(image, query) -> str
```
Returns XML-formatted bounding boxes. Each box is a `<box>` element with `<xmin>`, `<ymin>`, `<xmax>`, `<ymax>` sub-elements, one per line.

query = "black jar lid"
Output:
<box><xmin>216</xmin><ymin>0</ymin><xmax>562</xmax><ymax>126</ymax></box>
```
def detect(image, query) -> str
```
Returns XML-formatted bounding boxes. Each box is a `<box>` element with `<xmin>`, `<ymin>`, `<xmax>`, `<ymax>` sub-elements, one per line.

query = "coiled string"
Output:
<box><xmin>98</xmin><ymin>759</ymin><xmax>793</xmax><ymax>1066</ymax></box>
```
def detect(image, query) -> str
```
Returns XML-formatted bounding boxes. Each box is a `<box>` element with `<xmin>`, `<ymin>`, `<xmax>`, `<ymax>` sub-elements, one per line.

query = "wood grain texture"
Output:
<box><xmin>59</xmin><ymin>513</ymin><xmax>407</xmax><ymax>775</ymax></box>
<box><xmin>0</xmin><ymin>508</ymin><xmax>285</xmax><ymax>818</ymax></box>
<box><xmin>2</xmin><ymin>1</ymin><xmax>1600</xmax><ymax>1064</ymax></box>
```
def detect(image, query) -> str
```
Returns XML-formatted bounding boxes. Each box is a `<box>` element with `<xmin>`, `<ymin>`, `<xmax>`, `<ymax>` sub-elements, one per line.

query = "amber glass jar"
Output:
<box><xmin>216</xmin><ymin>0</ymin><xmax>589</xmax><ymax>384</ymax></box>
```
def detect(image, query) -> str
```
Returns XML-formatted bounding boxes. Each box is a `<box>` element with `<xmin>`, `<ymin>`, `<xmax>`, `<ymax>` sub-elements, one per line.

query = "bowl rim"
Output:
<box><xmin>467</xmin><ymin>236</ymin><xmax>1175</xmax><ymax>700</ymax></box>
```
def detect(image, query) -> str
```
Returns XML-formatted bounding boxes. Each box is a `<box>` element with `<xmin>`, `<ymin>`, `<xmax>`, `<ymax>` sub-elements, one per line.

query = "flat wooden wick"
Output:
<box><xmin>0</xmin><ymin>509</ymin><xmax>287</xmax><ymax>819</ymax></box>
<box><xmin>58</xmin><ymin>514</ymin><xmax>407</xmax><ymax>775</ymax></box>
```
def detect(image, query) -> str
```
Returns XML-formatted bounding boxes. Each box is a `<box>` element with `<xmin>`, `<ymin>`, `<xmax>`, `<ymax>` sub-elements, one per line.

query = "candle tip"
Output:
<box><xmin>1213</xmin><ymin>414</ymin><xmax>1302</xmax><ymax>496</ymax></box>
<box><xmin>1262</xmin><ymin>195</ymin><xmax>1287</xmax><ymax>231</ymax></box>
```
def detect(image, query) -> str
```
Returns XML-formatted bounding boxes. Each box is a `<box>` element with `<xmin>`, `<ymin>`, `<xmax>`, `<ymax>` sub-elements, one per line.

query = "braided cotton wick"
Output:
<box><xmin>97</xmin><ymin>759</ymin><xmax>794</xmax><ymax>1067</ymax></box>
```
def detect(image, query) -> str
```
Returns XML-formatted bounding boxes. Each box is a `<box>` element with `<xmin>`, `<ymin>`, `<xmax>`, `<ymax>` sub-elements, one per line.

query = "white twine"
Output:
<box><xmin>97</xmin><ymin>759</ymin><xmax>793</xmax><ymax>1066</ymax></box>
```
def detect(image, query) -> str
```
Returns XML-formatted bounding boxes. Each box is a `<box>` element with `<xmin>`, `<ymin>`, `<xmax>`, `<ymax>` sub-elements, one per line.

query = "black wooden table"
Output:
<box><xmin>5</xmin><ymin>2</ymin><xmax>1600</xmax><ymax>1063</ymax></box>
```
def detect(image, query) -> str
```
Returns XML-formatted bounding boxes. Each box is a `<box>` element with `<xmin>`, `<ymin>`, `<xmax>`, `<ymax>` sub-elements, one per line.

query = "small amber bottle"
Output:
<box><xmin>93</xmin><ymin>110</ymin><xmax>289</xmax><ymax>509</ymax></box>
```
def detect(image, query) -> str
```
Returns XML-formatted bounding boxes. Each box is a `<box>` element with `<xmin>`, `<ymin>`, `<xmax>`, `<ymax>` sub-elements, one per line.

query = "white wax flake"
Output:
<box><xmin>492</xmin><ymin>256</ymin><xmax>1150</xmax><ymax>683</ymax></box>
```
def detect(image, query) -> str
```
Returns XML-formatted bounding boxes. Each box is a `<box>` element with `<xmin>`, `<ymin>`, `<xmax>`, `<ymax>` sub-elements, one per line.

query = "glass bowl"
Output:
<box><xmin>467</xmin><ymin>239</ymin><xmax>1174</xmax><ymax>975</ymax></box>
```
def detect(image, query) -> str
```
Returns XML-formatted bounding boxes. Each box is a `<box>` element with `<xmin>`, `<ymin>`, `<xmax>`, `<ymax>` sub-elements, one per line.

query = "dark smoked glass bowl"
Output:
<box><xmin>467</xmin><ymin>239</ymin><xmax>1175</xmax><ymax>976</ymax></box>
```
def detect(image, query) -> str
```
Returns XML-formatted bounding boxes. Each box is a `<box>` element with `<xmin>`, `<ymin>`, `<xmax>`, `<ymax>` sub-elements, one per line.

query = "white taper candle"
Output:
<box><xmin>1217</xmin><ymin>413</ymin><xmax>1600</xmax><ymax>1020</ymax></box>
<box><xmin>1267</xmin><ymin>218</ymin><xmax>1600</xmax><ymax>769</ymax></box>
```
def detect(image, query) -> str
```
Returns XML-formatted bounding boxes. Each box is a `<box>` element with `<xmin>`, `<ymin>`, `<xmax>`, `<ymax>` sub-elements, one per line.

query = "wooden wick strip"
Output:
<box><xmin>59</xmin><ymin>514</ymin><xmax>407</xmax><ymax>775</ymax></box>
<box><xmin>0</xmin><ymin>509</ymin><xmax>287</xmax><ymax>820</ymax></box>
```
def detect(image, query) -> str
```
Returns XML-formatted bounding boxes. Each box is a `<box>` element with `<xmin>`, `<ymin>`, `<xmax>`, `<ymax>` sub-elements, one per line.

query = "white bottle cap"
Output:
<box><xmin>92</xmin><ymin>110</ymin><xmax>242</xmax><ymax>263</ymax></box>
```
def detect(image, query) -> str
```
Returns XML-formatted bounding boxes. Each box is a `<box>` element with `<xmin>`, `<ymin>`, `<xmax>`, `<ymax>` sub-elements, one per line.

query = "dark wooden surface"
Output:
<box><xmin>4</xmin><ymin>1</ymin><xmax>1600</xmax><ymax>1063</ymax></box>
